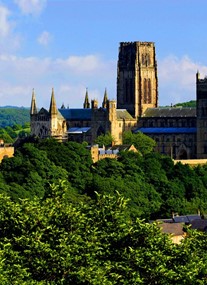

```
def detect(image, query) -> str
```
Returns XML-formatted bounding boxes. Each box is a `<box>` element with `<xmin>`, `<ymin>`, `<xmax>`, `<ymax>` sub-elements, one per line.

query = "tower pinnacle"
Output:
<box><xmin>30</xmin><ymin>88</ymin><xmax>37</xmax><ymax>115</ymax></box>
<box><xmin>83</xmin><ymin>88</ymin><xmax>90</xmax><ymax>108</ymax></box>
<box><xmin>102</xmin><ymin>88</ymin><xmax>108</xmax><ymax>108</ymax></box>
<box><xmin>49</xmin><ymin>88</ymin><xmax>58</xmax><ymax>115</ymax></box>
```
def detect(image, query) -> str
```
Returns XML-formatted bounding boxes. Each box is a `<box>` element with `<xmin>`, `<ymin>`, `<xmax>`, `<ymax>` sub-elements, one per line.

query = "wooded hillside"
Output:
<box><xmin>0</xmin><ymin>138</ymin><xmax>207</xmax><ymax>283</ymax></box>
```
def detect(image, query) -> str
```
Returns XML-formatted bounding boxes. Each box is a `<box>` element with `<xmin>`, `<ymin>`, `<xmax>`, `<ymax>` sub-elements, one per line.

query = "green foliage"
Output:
<box><xmin>36</xmin><ymin>139</ymin><xmax>93</xmax><ymax>192</ymax></box>
<box><xmin>123</xmin><ymin>131</ymin><xmax>156</xmax><ymax>155</ymax></box>
<box><xmin>0</xmin><ymin>123</ymin><xmax>30</xmax><ymax>143</ymax></box>
<box><xmin>0</xmin><ymin>143</ymin><xmax>68</xmax><ymax>200</ymax></box>
<box><xmin>0</xmin><ymin>186</ymin><xmax>206</xmax><ymax>284</ymax></box>
<box><xmin>1</xmin><ymin>135</ymin><xmax>207</xmax><ymax>219</ymax></box>
<box><xmin>174</xmin><ymin>100</ymin><xmax>196</xmax><ymax>108</ymax></box>
<box><xmin>94</xmin><ymin>131</ymin><xmax>114</xmax><ymax>146</ymax></box>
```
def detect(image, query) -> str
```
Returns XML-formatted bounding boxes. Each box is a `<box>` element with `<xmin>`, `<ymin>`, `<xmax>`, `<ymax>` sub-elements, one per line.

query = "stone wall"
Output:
<box><xmin>0</xmin><ymin>145</ymin><xmax>14</xmax><ymax>162</ymax></box>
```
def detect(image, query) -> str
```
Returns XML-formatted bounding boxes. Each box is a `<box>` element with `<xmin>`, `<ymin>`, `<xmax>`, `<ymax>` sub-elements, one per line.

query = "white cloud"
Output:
<box><xmin>158</xmin><ymin>55</ymin><xmax>207</xmax><ymax>106</ymax></box>
<box><xmin>0</xmin><ymin>53</ymin><xmax>116</xmax><ymax>108</ymax></box>
<box><xmin>0</xmin><ymin>4</ymin><xmax>21</xmax><ymax>52</ymax></box>
<box><xmin>2</xmin><ymin>51</ymin><xmax>205</xmax><ymax>109</ymax></box>
<box><xmin>37</xmin><ymin>31</ymin><xmax>52</xmax><ymax>46</ymax></box>
<box><xmin>0</xmin><ymin>5</ymin><xmax>11</xmax><ymax>37</ymax></box>
<box><xmin>14</xmin><ymin>0</ymin><xmax>47</xmax><ymax>16</ymax></box>
<box><xmin>56</xmin><ymin>54</ymin><xmax>109</xmax><ymax>74</ymax></box>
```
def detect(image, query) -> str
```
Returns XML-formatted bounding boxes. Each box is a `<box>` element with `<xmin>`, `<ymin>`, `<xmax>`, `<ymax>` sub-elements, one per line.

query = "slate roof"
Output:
<box><xmin>116</xmin><ymin>109</ymin><xmax>135</xmax><ymax>120</ymax></box>
<box><xmin>38</xmin><ymin>107</ymin><xmax>49</xmax><ymax>115</ymax></box>
<box><xmin>109</xmin><ymin>144</ymin><xmax>136</xmax><ymax>151</ymax></box>
<box><xmin>190</xmin><ymin>219</ymin><xmax>207</xmax><ymax>231</ymax></box>
<box><xmin>173</xmin><ymin>214</ymin><xmax>201</xmax><ymax>223</ymax></box>
<box><xmin>59</xmin><ymin>108</ymin><xmax>92</xmax><ymax>121</ymax></box>
<box><xmin>59</xmin><ymin>108</ymin><xmax>134</xmax><ymax>121</ymax></box>
<box><xmin>135</xmin><ymin>127</ymin><xmax>197</xmax><ymax>134</ymax></box>
<box><xmin>143</xmin><ymin>107</ymin><xmax>196</xmax><ymax>118</ymax></box>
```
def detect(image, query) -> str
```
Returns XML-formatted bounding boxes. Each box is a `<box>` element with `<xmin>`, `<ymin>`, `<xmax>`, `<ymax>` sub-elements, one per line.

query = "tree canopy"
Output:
<box><xmin>0</xmin><ymin>184</ymin><xmax>207</xmax><ymax>284</ymax></box>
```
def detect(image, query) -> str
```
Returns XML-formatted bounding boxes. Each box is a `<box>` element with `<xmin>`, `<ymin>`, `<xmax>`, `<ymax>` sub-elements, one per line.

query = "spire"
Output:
<box><xmin>102</xmin><ymin>88</ymin><xmax>108</xmax><ymax>108</ymax></box>
<box><xmin>83</xmin><ymin>88</ymin><xmax>90</xmax><ymax>108</ymax></box>
<box><xmin>49</xmin><ymin>88</ymin><xmax>58</xmax><ymax>115</ymax></box>
<box><xmin>30</xmin><ymin>88</ymin><xmax>37</xmax><ymax>115</ymax></box>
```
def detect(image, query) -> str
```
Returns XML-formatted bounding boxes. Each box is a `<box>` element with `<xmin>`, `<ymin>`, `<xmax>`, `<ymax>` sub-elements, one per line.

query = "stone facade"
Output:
<box><xmin>0</xmin><ymin>140</ymin><xmax>14</xmax><ymax>162</ymax></box>
<box><xmin>117</xmin><ymin>42</ymin><xmax>158</xmax><ymax>118</ymax></box>
<box><xmin>135</xmin><ymin>107</ymin><xmax>197</xmax><ymax>159</ymax></box>
<box><xmin>30</xmin><ymin>88</ymin><xmax>137</xmax><ymax>145</ymax></box>
<box><xmin>90</xmin><ymin>144</ymin><xmax>138</xmax><ymax>163</ymax></box>
<box><xmin>134</xmin><ymin>71</ymin><xmax>207</xmax><ymax>159</ymax></box>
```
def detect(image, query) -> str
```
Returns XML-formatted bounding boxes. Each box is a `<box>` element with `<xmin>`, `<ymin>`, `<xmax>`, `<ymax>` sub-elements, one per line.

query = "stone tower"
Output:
<box><xmin>196</xmin><ymin>71</ymin><xmax>207</xmax><ymax>158</ymax></box>
<box><xmin>117</xmin><ymin>41</ymin><xmax>158</xmax><ymax>118</ymax></box>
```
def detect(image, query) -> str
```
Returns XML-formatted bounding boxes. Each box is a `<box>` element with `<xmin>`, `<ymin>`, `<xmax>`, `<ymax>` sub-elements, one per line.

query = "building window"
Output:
<box><xmin>149</xmin><ymin>121</ymin><xmax>154</xmax><ymax>127</ymax></box>
<box><xmin>143</xmin><ymin>78</ymin><xmax>151</xmax><ymax>104</ymax></box>
<box><xmin>142</xmin><ymin>53</ymin><xmax>151</xmax><ymax>66</ymax></box>
<box><xmin>160</xmin><ymin>121</ymin><xmax>165</xmax><ymax>127</ymax></box>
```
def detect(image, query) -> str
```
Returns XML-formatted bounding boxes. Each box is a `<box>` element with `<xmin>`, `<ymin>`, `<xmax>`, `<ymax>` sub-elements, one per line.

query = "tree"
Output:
<box><xmin>123</xmin><ymin>131</ymin><xmax>156</xmax><ymax>155</ymax></box>
<box><xmin>36</xmin><ymin>139</ymin><xmax>93</xmax><ymax>192</ymax></box>
<box><xmin>94</xmin><ymin>131</ymin><xmax>114</xmax><ymax>147</ymax></box>
<box><xmin>0</xmin><ymin>143</ymin><xmax>69</xmax><ymax>200</ymax></box>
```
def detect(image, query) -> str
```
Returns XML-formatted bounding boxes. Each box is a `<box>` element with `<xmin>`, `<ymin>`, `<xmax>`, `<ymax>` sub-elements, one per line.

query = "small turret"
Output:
<box><xmin>83</xmin><ymin>88</ymin><xmax>90</xmax><ymax>108</ymax></box>
<box><xmin>196</xmin><ymin>70</ymin><xmax>200</xmax><ymax>82</ymax></box>
<box><xmin>61</xmin><ymin>103</ymin><xmax>65</xmax><ymax>109</ymax></box>
<box><xmin>107</xmin><ymin>100</ymin><xmax>117</xmax><ymax>122</ymax></box>
<box><xmin>91</xmin><ymin>99</ymin><xmax>98</xmax><ymax>109</ymax></box>
<box><xmin>102</xmin><ymin>88</ymin><xmax>108</xmax><ymax>108</ymax></box>
<box><xmin>30</xmin><ymin>89</ymin><xmax>37</xmax><ymax>115</ymax></box>
<box><xmin>49</xmin><ymin>88</ymin><xmax>58</xmax><ymax>115</ymax></box>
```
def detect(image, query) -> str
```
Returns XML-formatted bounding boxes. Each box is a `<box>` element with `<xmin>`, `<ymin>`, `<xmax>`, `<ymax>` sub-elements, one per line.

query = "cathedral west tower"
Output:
<box><xmin>117</xmin><ymin>41</ymin><xmax>158</xmax><ymax>118</ymax></box>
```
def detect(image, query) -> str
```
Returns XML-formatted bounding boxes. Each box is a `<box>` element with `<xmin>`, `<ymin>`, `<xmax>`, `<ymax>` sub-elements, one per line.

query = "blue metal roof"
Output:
<box><xmin>59</xmin><ymin>108</ymin><xmax>92</xmax><ymax>120</ymax></box>
<box><xmin>68</xmin><ymin>127</ymin><xmax>91</xmax><ymax>134</ymax></box>
<box><xmin>135</xmin><ymin>127</ymin><xmax>197</xmax><ymax>134</ymax></box>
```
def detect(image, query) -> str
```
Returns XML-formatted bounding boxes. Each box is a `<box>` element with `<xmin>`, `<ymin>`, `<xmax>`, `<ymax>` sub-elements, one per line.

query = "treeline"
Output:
<box><xmin>1</xmin><ymin>137</ymin><xmax>207</xmax><ymax>219</ymax></box>
<box><xmin>174</xmin><ymin>100</ymin><xmax>196</xmax><ymax>108</ymax></box>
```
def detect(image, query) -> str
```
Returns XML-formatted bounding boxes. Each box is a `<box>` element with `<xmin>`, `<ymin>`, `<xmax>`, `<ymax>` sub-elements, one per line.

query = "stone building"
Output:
<box><xmin>30</xmin><ymin>88</ymin><xmax>137</xmax><ymax>145</ymax></box>
<box><xmin>90</xmin><ymin>144</ymin><xmax>138</xmax><ymax>163</ymax></box>
<box><xmin>30</xmin><ymin>41</ymin><xmax>207</xmax><ymax>159</ymax></box>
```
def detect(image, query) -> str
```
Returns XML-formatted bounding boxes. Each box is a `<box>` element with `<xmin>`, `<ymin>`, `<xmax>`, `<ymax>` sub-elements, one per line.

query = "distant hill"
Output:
<box><xmin>174</xmin><ymin>100</ymin><xmax>196</xmax><ymax>108</ymax></box>
<box><xmin>0</xmin><ymin>107</ymin><xmax>30</xmax><ymax>128</ymax></box>
<box><xmin>163</xmin><ymin>100</ymin><xmax>196</xmax><ymax>108</ymax></box>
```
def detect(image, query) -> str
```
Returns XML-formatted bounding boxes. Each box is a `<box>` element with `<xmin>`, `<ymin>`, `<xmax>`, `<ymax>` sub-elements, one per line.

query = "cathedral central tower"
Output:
<box><xmin>117</xmin><ymin>41</ymin><xmax>158</xmax><ymax>118</ymax></box>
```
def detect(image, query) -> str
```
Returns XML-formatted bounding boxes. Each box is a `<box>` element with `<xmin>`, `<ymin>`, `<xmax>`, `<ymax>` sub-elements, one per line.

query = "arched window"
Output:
<box><xmin>143</xmin><ymin>78</ymin><xmax>151</xmax><ymax>104</ymax></box>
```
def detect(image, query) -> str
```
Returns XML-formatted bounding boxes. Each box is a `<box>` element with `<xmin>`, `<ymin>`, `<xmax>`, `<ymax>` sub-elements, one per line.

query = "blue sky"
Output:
<box><xmin>1</xmin><ymin>0</ymin><xmax>207</xmax><ymax>108</ymax></box>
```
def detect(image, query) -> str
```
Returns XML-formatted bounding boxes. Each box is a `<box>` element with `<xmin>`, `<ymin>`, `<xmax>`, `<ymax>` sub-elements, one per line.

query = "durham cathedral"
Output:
<box><xmin>30</xmin><ymin>41</ymin><xmax>207</xmax><ymax>159</ymax></box>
